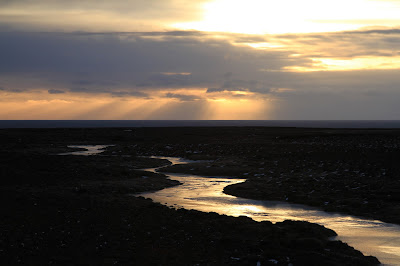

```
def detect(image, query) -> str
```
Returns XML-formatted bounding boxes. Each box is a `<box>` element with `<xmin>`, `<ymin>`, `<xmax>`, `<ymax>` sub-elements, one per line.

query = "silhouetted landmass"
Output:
<box><xmin>0</xmin><ymin>127</ymin><xmax>389</xmax><ymax>265</ymax></box>
<box><xmin>148</xmin><ymin>127</ymin><xmax>400</xmax><ymax>225</ymax></box>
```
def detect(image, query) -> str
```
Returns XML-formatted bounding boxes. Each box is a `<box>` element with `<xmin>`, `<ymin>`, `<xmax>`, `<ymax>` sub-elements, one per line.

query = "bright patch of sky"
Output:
<box><xmin>1</xmin><ymin>0</ymin><xmax>400</xmax><ymax>119</ymax></box>
<box><xmin>173</xmin><ymin>0</ymin><xmax>400</xmax><ymax>34</ymax></box>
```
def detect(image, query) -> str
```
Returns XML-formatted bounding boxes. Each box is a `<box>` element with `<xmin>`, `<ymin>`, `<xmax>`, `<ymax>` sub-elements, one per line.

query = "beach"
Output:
<box><xmin>1</xmin><ymin>126</ymin><xmax>395</xmax><ymax>265</ymax></box>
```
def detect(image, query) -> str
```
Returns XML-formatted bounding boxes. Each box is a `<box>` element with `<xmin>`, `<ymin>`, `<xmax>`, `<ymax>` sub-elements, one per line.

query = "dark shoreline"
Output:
<box><xmin>151</xmin><ymin>127</ymin><xmax>400</xmax><ymax>225</ymax></box>
<box><xmin>1</xmin><ymin>127</ymin><xmax>393</xmax><ymax>265</ymax></box>
<box><xmin>2</xmin><ymin>119</ymin><xmax>400</xmax><ymax>129</ymax></box>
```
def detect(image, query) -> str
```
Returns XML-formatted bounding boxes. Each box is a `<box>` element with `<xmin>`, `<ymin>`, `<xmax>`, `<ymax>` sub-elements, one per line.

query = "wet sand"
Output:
<box><xmin>1</xmin><ymin>127</ymin><xmax>396</xmax><ymax>265</ymax></box>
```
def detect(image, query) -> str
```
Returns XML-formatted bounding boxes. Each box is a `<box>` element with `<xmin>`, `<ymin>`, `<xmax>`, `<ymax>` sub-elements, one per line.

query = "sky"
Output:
<box><xmin>1</xmin><ymin>0</ymin><xmax>400</xmax><ymax>119</ymax></box>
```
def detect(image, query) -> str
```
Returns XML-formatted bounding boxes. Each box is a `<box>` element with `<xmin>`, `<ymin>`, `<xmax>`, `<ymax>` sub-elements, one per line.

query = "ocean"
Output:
<box><xmin>1</xmin><ymin>120</ymin><xmax>400</xmax><ymax>128</ymax></box>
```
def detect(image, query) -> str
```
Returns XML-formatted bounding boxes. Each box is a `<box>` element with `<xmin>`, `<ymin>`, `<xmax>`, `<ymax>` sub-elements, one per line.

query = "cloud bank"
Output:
<box><xmin>1</xmin><ymin>27</ymin><xmax>400</xmax><ymax>119</ymax></box>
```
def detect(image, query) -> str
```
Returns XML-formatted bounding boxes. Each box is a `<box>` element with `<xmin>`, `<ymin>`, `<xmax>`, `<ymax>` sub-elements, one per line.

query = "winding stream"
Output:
<box><xmin>139</xmin><ymin>156</ymin><xmax>400</xmax><ymax>266</ymax></box>
<box><xmin>63</xmin><ymin>147</ymin><xmax>400</xmax><ymax>265</ymax></box>
<box><xmin>58</xmin><ymin>145</ymin><xmax>112</xmax><ymax>156</ymax></box>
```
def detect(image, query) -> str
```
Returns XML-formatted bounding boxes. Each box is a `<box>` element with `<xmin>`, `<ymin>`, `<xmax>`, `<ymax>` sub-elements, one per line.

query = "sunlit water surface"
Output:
<box><xmin>138</xmin><ymin>157</ymin><xmax>400</xmax><ymax>266</ymax></box>
<box><xmin>58</xmin><ymin>145</ymin><xmax>112</xmax><ymax>156</ymax></box>
<box><xmin>62</xmin><ymin>148</ymin><xmax>400</xmax><ymax>265</ymax></box>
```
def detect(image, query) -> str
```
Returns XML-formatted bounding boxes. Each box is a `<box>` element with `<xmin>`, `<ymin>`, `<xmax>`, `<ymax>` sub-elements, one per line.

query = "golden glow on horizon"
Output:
<box><xmin>0</xmin><ymin>89</ymin><xmax>270</xmax><ymax>120</ymax></box>
<box><xmin>173</xmin><ymin>0</ymin><xmax>400</xmax><ymax>34</ymax></box>
<box><xmin>283</xmin><ymin>56</ymin><xmax>400</xmax><ymax>72</ymax></box>
<box><xmin>206</xmin><ymin>96</ymin><xmax>268</xmax><ymax>120</ymax></box>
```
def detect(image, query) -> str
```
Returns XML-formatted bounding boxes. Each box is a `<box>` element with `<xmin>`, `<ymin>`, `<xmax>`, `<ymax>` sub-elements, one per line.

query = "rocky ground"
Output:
<box><xmin>149</xmin><ymin>128</ymin><xmax>400</xmax><ymax>225</ymax></box>
<box><xmin>0</xmin><ymin>127</ymin><xmax>388</xmax><ymax>265</ymax></box>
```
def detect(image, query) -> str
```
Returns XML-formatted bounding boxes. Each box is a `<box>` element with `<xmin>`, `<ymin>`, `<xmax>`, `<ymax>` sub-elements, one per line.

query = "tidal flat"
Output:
<box><xmin>2</xmin><ymin>127</ymin><xmax>398</xmax><ymax>265</ymax></box>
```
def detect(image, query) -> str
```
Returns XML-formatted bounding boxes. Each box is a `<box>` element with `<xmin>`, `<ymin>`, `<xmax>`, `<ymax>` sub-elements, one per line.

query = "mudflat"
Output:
<box><xmin>1</xmin><ymin>127</ymin><xmax>393</xmax><ymax>265</ymax></box>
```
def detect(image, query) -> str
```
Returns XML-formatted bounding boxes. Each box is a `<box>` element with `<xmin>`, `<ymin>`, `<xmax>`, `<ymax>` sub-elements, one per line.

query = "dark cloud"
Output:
<box><xmin>231</xmin><ymin>94</ymin><xmax>247</xmax><ymax>98</ymax></box>
<box><xmin>363</xmin><ymin>90</ymin><xmax>381</xmax><ymax>97</ymax></box>
<box><xmin>165</xmin><ymin>93</ymin><xmax>201</xmax><ymax>101</ymax></box>
<box><xmin>0</xmin><ymin>31</ymin><xmax>298</xmax><ymax>93</ymax></box>
<box><xmin>222</xmin><ymin>79</ymin><xmax>258</xmax><ymax>89</ymax></box>
<box><xmin>270</xmin><ymin>28</ymin><xmax>400</xmax><ymax>58</ymax></box>
<box><xmin>345</xmin><ymin>28</ymin><xmax>400</xmax><ymax>35</ymax></box>
<box><xmin>1</xmin><ymin>30</ymin><xmax>399</xmax><ymax>96</ymax></box>
<box><xmin>69</xmin><ymin>88</ymin><xmax>89</xmax><ymax>93</ymax></box>
<box><xmin>67</xmin><ymin>87</ymin><xmax>149</xmax><ymax>98</ymax></box>
<box><xmin>66</xmin><ymin>30</ymin><xmax>205</xmax><ymax>38</ymax></box>
<box><xmin>223</xmin><ymin>72</ymin><xmax>233</xmax><ymax>79</ymax></box>
<box><xmin>207</xmin><ymin>73</ymin><xmax>263</xmax><ymax>94</ymax></box>
<box><xmin>1</xmin><ymin>30</ymin><xmax>400</xmax><ymax>119</ymax></box>
<box><xmin>131</xmin><ymin>31</ymin><xmax>205</xmax><ymax>37</ymax></box>
<box><xmin>48</xmin><ymin>89</ymin><xmax>65</xmax><ymax>94</ymax></box>
<box><xmin>72</xmin><ymin>80</ymin><xmax>95</xmax><ymax>86</ymax></box>
<box><xmin>111</xmin><ymin>91</ymin><xmax>149</xmax><ymax>98</ymax></box>
<box><xmin>0</xmin><ymin>86</ymin><xmax>23</xmax><ymax>93</ymax></box>
<box><xmin>206</xmin><ymin>88</ymin><xmax>226</xmax><ymax>93</ymax></box>
<box><xmin>135</xmin><ymin>82</ymin><xmax>152</xmax><ymax>87</ymax></box>
<box><xmin>232</xmin><ymin>35</ymin><xmax>269</xmax><ymax>43</ymax></box>
<box><xmin>246</xmin><ymin>69</ymin><xmax>400</xmax><ymax>100</ymax></box>
<box><xmin>270</xmin><ymin>88</ymin><xmax>400</xmax><ymax>120</ymax></box>
<box><xmin>147</xmin><ymin>73</ymin><xmax>193</xmax><ymax>87</ymax></box>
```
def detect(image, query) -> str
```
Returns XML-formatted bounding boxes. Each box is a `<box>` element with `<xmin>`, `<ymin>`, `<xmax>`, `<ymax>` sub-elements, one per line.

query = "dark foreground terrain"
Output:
<box><xmin>0</xmin><ymin>127</ymin><xmax>392</xmax><ymax>265</ymax></box>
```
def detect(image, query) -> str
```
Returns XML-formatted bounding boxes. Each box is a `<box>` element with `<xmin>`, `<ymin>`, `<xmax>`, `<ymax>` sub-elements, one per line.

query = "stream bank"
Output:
<box><xmin>0</xmin><ymin>133</ymin><xmax>381</xmax><ymax>265</ymax></box>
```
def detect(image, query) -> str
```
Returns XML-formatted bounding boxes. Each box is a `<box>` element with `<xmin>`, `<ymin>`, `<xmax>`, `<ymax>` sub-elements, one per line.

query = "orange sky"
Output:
<box><xmin>1</xmin><ymin>0</ymin><xmax>400</xmax><ymax>119</ymax></box>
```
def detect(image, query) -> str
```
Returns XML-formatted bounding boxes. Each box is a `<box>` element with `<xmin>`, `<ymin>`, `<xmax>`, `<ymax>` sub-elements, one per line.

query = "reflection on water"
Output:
<box><xmin>58</xmin><ymin>145</ymin><xmax>112</xmax><ymax>156</ymax></box>
<box><xmin>138</xmin><ymin>157</ymin><xmax>400</xmax><ymax>266</ymax></box>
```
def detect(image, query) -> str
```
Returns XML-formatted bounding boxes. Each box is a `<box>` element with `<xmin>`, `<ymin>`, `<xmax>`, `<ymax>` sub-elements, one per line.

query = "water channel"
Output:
<box><xmin>139</xmin><ymin>156</ymin><xmax>400</xmax><ymax>266</ymax></box>
<box><xmin>64</xmin><ymin>146</ymin><xmax>400</xmax><ymax>265</ymax></box>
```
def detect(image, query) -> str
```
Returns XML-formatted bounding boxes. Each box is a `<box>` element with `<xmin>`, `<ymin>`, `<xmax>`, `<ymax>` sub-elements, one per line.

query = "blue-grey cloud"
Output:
<box><xmin>69</xmin><ymin>87</ymin><xmax>89</xmax><ymax>93</ymax></box>
<box><xmin>48</xmin><ymin>89</ymin><xmax>65</xmax><ymax>94</ymax></box>
<box><xmin>1</xmin><ymin>30</ymin><xmax>400</xmax><ymax>119</ymax></box>
<box><xmin>270</xmin><ymin>88</ymin><xmax>400</xmax><ymax>120</ymax></box>
<box><xmin>111</xmin><ymin>91</ymin><xmax>149</xmax><ymax>98</ymax></box>
<box><xmin>0</xmin><ymin>31</ymin><xmax>300</xmax><ymax>95</ymax></box>
<box><xmin>0</xmin><ymin>86</ymin><xmax>23</xmax><ymax>93</ymax></box>
<box><xmin>72</xmin><ymin>80</ymin><xmax>95</xmax><ymax>86</ymax></box>
<box><xmin>146</xmin><ymin>73</ymin><xmax>193</xmax><ymax>87</ymax></box>
<box><xmin>271</xmin><ymin>28</ymin><xmax>400</xmax><ymax>58</ymax></box>
<box><xmin>165</xmin><ymin>93</ymin><xmax>201</xmax><ymax>101</ymax></box>
<box><xmin>67</xmin><ymin>87</ymin><xmax>149</xmax><ymax>98</ymax></box>
<box><xmin>207</xmin><ymin>73</ymin><xmax>264</xmax><ymax>93</ymax></box>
